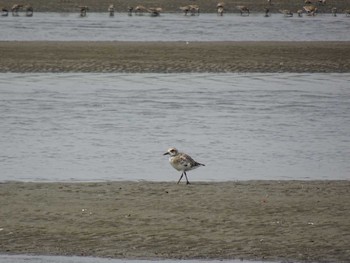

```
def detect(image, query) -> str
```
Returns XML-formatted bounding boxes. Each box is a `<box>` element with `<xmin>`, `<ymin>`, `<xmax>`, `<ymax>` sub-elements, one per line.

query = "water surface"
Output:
<box><xmin>0</xmin><ymin>13</ymin><xmax>349</xmax><ymax>41</ymax></box>
<box><xmin>1</xmin><ymin>73</ymin><xmax>349</xmax><ymax>182</ymax></box>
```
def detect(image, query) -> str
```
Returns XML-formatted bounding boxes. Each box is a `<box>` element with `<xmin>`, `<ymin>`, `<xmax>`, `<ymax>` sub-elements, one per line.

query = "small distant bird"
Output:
<box><xmin>163</xmin><ymin>147</ymin><xmax>205</xmax><ymax>184</ymax></box>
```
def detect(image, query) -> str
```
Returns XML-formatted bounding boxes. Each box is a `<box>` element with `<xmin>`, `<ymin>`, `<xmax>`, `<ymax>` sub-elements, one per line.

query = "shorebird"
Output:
<box><xmin>132</xmin><ymin>5</ymin><xmax>162</xmax><ymax>16</ymax></box>
<box><xmin>331</xmin><ymin>7</ymin><xmax>337</xmax><ymax>17</ymax></box>
<box><xmin>134</xmin><ymin>5</ymin><xmax>148</xmax><ymax>15</ymax></box>
<box><xmin>78</xmin><ymin>6</ymin><xmax>88</xmax><ymax>17</ymax></box>
<box><xmin>217</xmin><ymin>2</ymin><xmax>225</xmax><ymax>16</ymax></box>
<box><xmin>148</xmin><ymin>7</ymin><xmax>162</xmax><ymax>17</ymax></box>
<box><xmin>179</xmin><ymin>5</ymin><xmax>200</xmax><ymax>16</ymax></box>
<box><xmin>11</xmin><ymin>4</ymin><xmax>23</xmax><ymax>16</ymax></box>
<box><xmin>264</xmin><ymin>7</ymin><xmax>270</xmax><ymax>17</ymax></box>
<box><xmin>164</xmin><ymin>148</ymin><xmax>205</xmax><ymax>185</ymax></box>
<box><xmin>108</xmin><ymin>4</ymin><xmax>114</xmax><ymax>16</ymax></box>
<box><xmin>1</xmin><ymin>7</ymin><xmax>9</xmax><ymax>16</ymax></box>
<box><xmin>24</xmin><ymin>5</ymin><xmax>33</xmax><ymax>17</ymax></box>
<box><xmin>236</xmin><ymin>5</ymin><xmax>250</xmax><ymax>16</ymax></box>
<box><xmin>303</xmin><ymin>5</ymin><xmax>318</xmax><ymax>16</ymax></box>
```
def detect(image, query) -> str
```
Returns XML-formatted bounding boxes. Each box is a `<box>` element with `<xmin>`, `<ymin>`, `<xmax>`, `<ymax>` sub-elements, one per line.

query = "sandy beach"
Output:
<box><xmin>0</xmin><ymin>181</ymin><xmax>349</xmax><ymax>262</ymax></box>
<box><xmin>1</xmin><ymin>2</ymin><xmax>350</xmax><ymax>262</ymax></box>
<box><xmin>1</xmin><ymin>41</ymin><xmax>350</xmax><ymax>73</ymax></box>
<box><xmin>0</xmin><ymin>41</ymin><xmax>350</xmax><ymax>262</ymax></box>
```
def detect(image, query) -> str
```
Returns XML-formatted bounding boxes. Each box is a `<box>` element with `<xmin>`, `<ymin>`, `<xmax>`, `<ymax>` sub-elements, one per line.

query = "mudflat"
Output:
<box><xmin>1</xmin><ymin>41</ymin><xmax>349</xmax><ymax>73</ymax></box>
<box><xmin>0</xmin><ymin>181</ymin><xmax>349</xmax><ymax>262</ymax></box>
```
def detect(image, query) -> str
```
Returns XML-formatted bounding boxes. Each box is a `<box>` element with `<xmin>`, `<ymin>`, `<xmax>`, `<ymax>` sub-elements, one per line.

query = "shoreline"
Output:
<box><xmin>1</xmin><ymin>180</ymin><xmax>349</xmax><ymax>262</ymax></box>
<box><xmin>1</xmin><ymin>41</ymin><xmax>350</xmax><ymax>73</ymax></box>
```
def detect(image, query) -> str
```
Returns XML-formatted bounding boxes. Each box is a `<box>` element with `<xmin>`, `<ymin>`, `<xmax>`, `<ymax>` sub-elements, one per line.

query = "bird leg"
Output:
<box><xmin>177</xmin><ymin>173</ymin><xmax>184</xmax><ymax>184</ymax></box>
<box><xmin>184</xmin><ymin>171</ymin><xmax>191</xmax><ymax>185</ymax></box>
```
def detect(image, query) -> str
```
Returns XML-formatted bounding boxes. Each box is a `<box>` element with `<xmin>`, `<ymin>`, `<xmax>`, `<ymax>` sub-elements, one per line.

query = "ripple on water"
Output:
<box><xmin>0</xmin><ymin>73</ymin><xmax>349</xmax><ymax>182</ymax></box>
<box><xmin>0</xmin><ymin>13</ymin><xmax>350</xmax><ymax>41</ymax></box>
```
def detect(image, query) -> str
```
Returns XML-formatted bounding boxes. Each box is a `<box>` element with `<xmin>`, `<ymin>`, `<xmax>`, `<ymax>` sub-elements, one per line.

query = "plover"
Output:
<box><xmin>163</xmin><ymin>147</ymin><xmax>205</xmax><ymax>184</ymax></box>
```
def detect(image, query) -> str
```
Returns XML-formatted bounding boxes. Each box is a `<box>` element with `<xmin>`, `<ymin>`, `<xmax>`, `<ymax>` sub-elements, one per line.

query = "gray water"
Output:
<box><xmin>0</xmin><ymin>13</ymin><xmax>349</xmax><ymax>41</ymax></box>
<box><xmin>1</xmin><ymin>73</ymin><xmax>349</xmax><ymax>182</ymax></box>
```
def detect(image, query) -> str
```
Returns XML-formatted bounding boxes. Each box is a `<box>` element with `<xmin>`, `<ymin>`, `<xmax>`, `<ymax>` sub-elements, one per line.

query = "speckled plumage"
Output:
<box><xmin>163</xmin><ymin>147</ymin><xmax>205</xmax><ymax>184</ymax></box>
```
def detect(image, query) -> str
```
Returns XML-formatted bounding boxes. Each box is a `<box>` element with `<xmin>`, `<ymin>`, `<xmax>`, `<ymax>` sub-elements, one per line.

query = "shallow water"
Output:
<box><xmin>0</xmin><ymin>13</ymin><xmax>349</xmax><ymax>41</ymax></box>
<box><xmin>0</xmin><ymin>73</ymin><xmax>349</xmax><ymax>182</ymax></box>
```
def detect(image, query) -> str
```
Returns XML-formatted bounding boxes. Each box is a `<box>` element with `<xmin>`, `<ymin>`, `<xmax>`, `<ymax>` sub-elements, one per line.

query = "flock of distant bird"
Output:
<box><xmin>1</xmin><ymin>4</ymin><xmax>33</xmax><ymax>16</ymax></box>
<box><xmin>277</xmin><ymin>0</ymin><xmax>349</xmax><ymax>17</ymax></box>
<box><xmin>1</xmin><ymin>0</ymin><xmax>350</xmax><ymax>18</ymax></box>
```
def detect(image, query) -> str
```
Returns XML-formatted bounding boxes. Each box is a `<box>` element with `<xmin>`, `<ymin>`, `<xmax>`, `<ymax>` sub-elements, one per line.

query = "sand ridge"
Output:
<box><xmin>1</xmin><ymin>41</ymin><xmax>349</xmax><ymax>73</ymax></box>
<box><xmin>0</xmin><ymin>181</ymin><xmax>349</xmax><ymax>262</ymax></box>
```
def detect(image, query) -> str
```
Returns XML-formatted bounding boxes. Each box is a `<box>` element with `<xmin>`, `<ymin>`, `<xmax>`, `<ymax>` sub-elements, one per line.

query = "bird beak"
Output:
<box><xmin>163</xmin><ymin>152</ymin><xmax>169</xmax><ymax>155</ymax></box>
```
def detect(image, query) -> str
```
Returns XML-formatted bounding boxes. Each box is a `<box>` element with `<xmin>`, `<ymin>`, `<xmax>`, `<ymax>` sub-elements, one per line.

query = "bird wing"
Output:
<box><xmin>171</xmin><ymin>153</ymin><xmax>204</xmax><ymax>171</ymax></box>
<box><xmin>179</xmin><ymin>153</ymin><xmax>197</xmax><ymax>168</ymax></box>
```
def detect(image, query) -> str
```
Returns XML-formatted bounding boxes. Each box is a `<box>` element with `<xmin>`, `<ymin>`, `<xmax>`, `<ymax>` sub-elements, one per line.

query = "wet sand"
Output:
<box><xmin>1</xmin><ymin>41</ymin><xmax>349</xmax><ymax>73</ymax></box>
<box><xmin>0</xmin><ymin>181</ymin><xmax>349</xmax><ymax>262</ymax></box>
